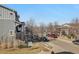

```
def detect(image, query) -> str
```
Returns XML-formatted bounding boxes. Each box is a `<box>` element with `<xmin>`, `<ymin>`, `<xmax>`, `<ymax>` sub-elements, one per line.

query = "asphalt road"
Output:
<box><xmin>46</xmin><ymin>39</ymin><xmax>79</xmax><ymax>54</ymax></box>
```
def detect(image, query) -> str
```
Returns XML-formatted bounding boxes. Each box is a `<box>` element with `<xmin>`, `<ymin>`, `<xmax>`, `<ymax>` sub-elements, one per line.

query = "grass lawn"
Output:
<box><xmin>0</xmin><ymin>42</ymin><xmax>52</xmax><ymax>54</ymax></box>
<box><xmin>0</xmin><ymin>47</ymin><xmax>41</xmax><ymax>54</ymax></box>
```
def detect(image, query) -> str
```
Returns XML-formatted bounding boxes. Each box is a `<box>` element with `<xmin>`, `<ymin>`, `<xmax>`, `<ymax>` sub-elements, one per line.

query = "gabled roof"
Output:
<box><xmin>0</xmin><ymin>5</ymin><xmax>16</xmax><ymax>13</ymax></box>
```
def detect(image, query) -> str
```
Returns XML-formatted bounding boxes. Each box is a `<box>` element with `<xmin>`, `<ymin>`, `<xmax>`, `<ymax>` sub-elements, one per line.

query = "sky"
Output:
<box><xmin>3</xmin><ymin>4</ymin><xmax>79</xmax><ymax>25</ymax></box>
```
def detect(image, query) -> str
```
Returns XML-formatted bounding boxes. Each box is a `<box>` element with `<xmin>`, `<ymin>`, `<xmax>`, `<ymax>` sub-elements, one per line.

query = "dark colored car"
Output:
<box><xmin>40</xmin><ymin>37</ymin><xmax>49</xmax><ymax>42</ymax></box>
<box><xmin>32</xmin><ymin>35</ymin><xmax>41</xmax><ymax>42</ymax></box>
<box><xmin>72</xmin><ymin>40</ymin><xmax>79</xmax><ymax>45</ymax></box>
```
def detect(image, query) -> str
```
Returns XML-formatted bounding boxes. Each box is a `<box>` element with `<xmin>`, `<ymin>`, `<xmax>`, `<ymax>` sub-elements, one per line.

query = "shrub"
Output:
<box><xmin>66</xmin><ymin>34</ymin><xmax>75</xmax><ymax>39</ymax></box>
<box><xmin>18</xmin><ymin>45</ymin><xmax>27</xmax><ymax>48</ymax></box>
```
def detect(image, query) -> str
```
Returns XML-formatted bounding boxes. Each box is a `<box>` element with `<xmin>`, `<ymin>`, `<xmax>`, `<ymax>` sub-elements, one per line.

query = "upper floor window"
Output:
<box><xmin>10</xmin><ymin>13</ymin><xmax>13</xmax><ymax>15</ymax></box>
<box><xmin>0</xmin><ymin>14</ymin><xmax>2</xmax><ymax>16</ymax></box>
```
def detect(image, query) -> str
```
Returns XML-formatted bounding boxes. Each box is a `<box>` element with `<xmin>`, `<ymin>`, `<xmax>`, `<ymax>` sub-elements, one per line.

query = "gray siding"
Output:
<box><xmin>0</xmin><ymin>6</ymin><xmax>16</xmax><ymax>40</ymax></box>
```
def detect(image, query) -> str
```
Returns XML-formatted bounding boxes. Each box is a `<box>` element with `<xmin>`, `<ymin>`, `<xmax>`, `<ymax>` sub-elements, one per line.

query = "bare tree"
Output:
<box><xmin>71</xmin><ymin>18</ymin><xmax>79</xmax><ymax>24</ymax></box>
<box><xmin>26</xmin><ymin>18</ymin><xmax>36</xmax><ymax>34</ymax></box>
<box><xmin>70</xmin><ymin>18</ymin><xmax>79</xmax><ymax>36</ymax></box>
<box><xmin>53</xmin><ymin>21</ymin><xmax>60</xmax><ymax>34</ymax></box>
<box><xmin>54</xmin><ymin>21</ymin><xmax>59</xmax><ymax>27</ymax></box>
<box><xmin>47</xmin><ymin>22</ymin><xmax>54</xmax><ymax>33</ymax></box>
<box><xmin>39</xmin><ymin>23</ymin><xmax>46</xmax><ymax>36</ymax></box>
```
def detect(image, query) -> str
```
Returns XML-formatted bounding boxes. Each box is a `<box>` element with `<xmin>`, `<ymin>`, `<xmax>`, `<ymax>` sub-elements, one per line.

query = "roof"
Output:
<box><xmin>0</xmin><ymin>5</ymin><xmax>15</xmax><ymax>12</ymax></box>
<box><xmin>62</xmin><ymin>23</ymin><xmax>79</xmax><ymax>29</ymax></box>
<box><xmin>0</xmin><ymin>5</ymin><xmax>20</xmax><ymax>22</ymax></box>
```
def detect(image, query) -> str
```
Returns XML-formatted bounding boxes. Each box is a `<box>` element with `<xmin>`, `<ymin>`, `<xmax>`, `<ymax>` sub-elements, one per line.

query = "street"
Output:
<box><xmin>39</xmin><ymin>39</ymin><xmax>79</xmax><ymax>54</ymax></box>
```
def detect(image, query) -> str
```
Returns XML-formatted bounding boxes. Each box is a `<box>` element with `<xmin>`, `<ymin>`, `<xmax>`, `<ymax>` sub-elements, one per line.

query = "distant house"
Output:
<box><xmin>0</xmin><ymin>5</ymin><xmax>21</xmax><ymax>48</ymax></box>
<box><xmin>61</xmin><ymin>23</ymin><xmax>79</xmax><ymax>36</ymax></box>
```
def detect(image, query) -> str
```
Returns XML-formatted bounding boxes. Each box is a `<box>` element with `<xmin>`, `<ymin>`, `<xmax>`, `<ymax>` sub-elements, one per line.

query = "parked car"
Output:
<box><xmin>32</xmin><ymin>35</ymin><xmax>41</xmax><ymax>42</ymax></box>
<box><xmin>40</xmin><ymin>36</ymin><xmax>49</xmax><ymax>42</ymax></box>
<box><xmin>46</xmin><ymin>33</ymin><xmax>58</xmax><ymax>40</ymax></box>
<box><xmin>72</xmin><ymin>40</ymin><xmax>79</xmax><ymax>45</ymax></box>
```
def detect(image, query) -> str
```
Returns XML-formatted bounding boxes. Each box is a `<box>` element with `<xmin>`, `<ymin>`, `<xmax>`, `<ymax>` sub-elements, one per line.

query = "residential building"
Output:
<box><xmin>0</xmin><ymin>5</ymin><xmax>21</xmax><ymax>48</ymax></box>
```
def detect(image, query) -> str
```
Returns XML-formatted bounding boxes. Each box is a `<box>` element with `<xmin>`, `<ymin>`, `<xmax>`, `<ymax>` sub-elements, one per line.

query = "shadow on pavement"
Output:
<box><xmin>51</xmin><ymin>51</ymin><xmax>75</xmax><ymax>54</ymax></box>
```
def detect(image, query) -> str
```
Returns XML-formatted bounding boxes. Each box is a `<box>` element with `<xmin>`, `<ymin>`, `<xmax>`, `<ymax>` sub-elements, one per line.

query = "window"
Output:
<box><xmin>0</xmin><ymin>14</ymin><xmax>1</xmax><ymax>16</ymax></box>
<box><xmin>9</xmin><ymin>30</ymin><xmax>14</xmax><ymax>36</ymax></box>
<box><xmin>10</xmin><ymin>13</ymin><xmax>13</xmax><ymax>15</ymax></box>
<box><xmin>16</xmin><ymin>25</ymin><xmax>22</xmax><ymax>32</ymax></box>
